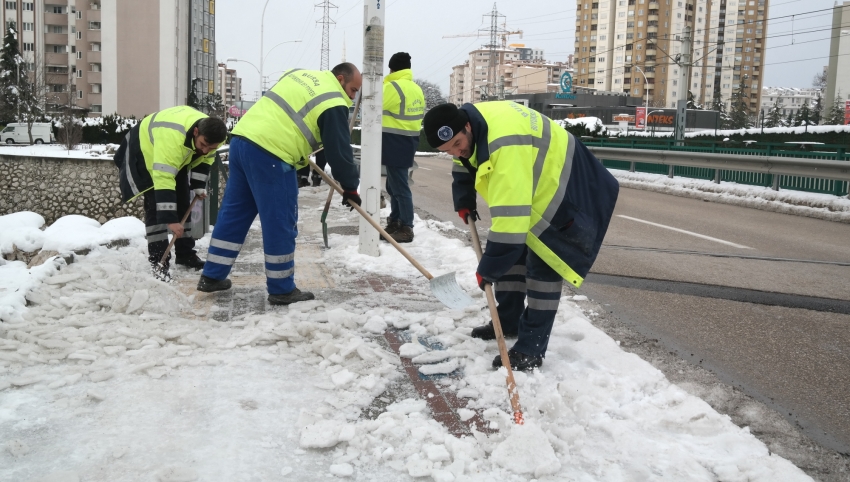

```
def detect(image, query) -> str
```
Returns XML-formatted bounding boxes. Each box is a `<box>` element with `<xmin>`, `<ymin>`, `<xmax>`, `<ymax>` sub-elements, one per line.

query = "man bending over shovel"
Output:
<box><xmin>423</xmin><ymin>102</ymin><xmax>619</xmax><ymax>371</ymax></box>
<box><xmin>197</xmin><ymin>63</ymin><xmax>363</xmax><ymax>305</ymax></box>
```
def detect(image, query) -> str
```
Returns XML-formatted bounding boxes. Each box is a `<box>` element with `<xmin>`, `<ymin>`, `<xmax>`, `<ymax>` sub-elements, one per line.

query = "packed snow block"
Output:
<box><xmin>5</xmin><ymin>438</ymin><xmax>30</xmax><ymax>457</ymax></box>
<box><xmin>27</xmin><ymin>470</ymin><xmax>80</xmax><ymax>482</ymax></box>
<box><xmin>490</xmin><ymin>423</ymin><xmax>561</xmax><ymax>477</ymax></box>
<box><xmin>125</xmin><ymin>290</ymin><xmax>149</xmax><ymax>314</ymax></box>
<box><xmin>299</xmin><ymin>419</ymin><xmax>354</xmax><ymax>449</ymax></box>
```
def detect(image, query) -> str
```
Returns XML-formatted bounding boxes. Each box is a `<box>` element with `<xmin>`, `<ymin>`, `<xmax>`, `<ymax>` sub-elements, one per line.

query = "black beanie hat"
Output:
<box><xmin>423</xmin><ymin>103</ymin><xmax>469</xmax><ymax>148</ymax></box>
<box><xmin>388</xmin><ymin>52</ymin><xmax>411</xmax><ymax>71</ymax></box>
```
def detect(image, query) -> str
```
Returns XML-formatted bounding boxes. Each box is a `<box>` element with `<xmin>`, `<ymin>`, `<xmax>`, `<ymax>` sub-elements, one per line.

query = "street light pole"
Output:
<box><xmin>261</xmin><ymin>39</ymin><xmax>302</xmax><ymax>89</ymax></box>
<box><xmin>259</xmin><ymin>0</ymin><xmax>272</xmax><ymax>96</ymax></box>
<box><xmin>635</xmin><ymin>65</ymin><xmax>649</xmax><ymax>130</ymax></box>
<box><xmin>226</xmin><ymin>58</ymin><xmax>261</xmax><ymax>100</ymax></box>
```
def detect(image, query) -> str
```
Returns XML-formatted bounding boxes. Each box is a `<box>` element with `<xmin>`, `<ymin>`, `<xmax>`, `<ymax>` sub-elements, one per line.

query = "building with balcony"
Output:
<box><xmin>1</xmin><ymin>0</ymin><xmax>216</xmax><ymax>118</ymax></box>
<box><xmin>759</xmin><ymin>87</ymin><xmax>821</xmax><ymax>120</ymax></box>
<box><xmin>574</xmin><ymin>0</ymin><xmax>768</xmax><ymax>116</ymax></box>
<box><xmin>217</xmin><ymin>62</ymin><xmax>241</xmax><ymax>105</ymax></box>
<box><xmin>448</xmin><ymin>45</ymin><xmax>573</xmax><ymax>105</ymax></box>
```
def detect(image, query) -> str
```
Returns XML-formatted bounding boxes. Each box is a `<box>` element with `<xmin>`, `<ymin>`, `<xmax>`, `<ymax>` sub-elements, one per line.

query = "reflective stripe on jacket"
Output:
<box><xmin>451</xmin><ymin>101</ymin><xmax>619</xmax><ymax>288</ymax></box>
<box><xmin>138</xmin><ymin>105</ymin><xmax>214</xmax><ymax>197</ymax></box>
<box><xmin>381</xmin><ymin>70</ymin><xmax>424</xmax><ymax>136</ymax></box>
<box><xmin>232</xmin><ymin>69</ymin><xmax>352</xmax><ymax>170</ymax></box>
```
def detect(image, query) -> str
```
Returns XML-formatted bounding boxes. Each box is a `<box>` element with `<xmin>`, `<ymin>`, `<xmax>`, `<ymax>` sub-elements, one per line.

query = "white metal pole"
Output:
<box><xmin>359</xmin><ymin>0</ymin><xmax>384</xmax><ymax>256</ymax></box>
<box><xmin>260</xmin><ymin>0</ymin><xmax>271</xmax><ymax>95</ymax></box>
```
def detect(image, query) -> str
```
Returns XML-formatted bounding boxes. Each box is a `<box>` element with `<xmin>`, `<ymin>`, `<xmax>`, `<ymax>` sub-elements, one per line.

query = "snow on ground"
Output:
<box><xmin>611</xmin><ymin>170</ymin><xmax>850</xmax><ymax>223</ymax></box>
<box><xmin>0</xmin><ymin>143</ymin><xmax>117</xmax><ymax>159</ymax></box>
<box><xmin>0</xmin><ymin>207</ymin><xmax>813</xmax><ymax>481</ymax></box>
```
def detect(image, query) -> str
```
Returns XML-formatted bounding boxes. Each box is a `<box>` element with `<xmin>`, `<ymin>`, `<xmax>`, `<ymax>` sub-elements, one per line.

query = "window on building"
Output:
<box><xmin>22</xmin><ymin>42</ymin><xmax>33</xmax><ymax>51</ymax></box>
<box><xmin>22</xmin><ymin>1</ymin><xmax>31</xmax><ymax>10</ymax></box>
<box><xmin>76</xmin><ymin>70</ymin><xmax>82</xmax><ymax>78</ymax></box>
<box><xmin>89</xmin><ymin>21</ymin><xmax>101</xmax><ymax>30</ymax></box>
<box><xmin>5</xmin><ymin>1</ymin><xmax>16</xmax><ymax>10</ymax></box>
<box><xmin>78</xmin><ymin>90</ymin><xmax>83</xmax><ymax>99</ymax></box>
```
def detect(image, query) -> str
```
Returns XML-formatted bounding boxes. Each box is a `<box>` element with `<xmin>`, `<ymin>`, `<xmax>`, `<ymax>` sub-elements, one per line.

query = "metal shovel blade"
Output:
<box><xmin>429</xmin><ymin>272</ymin><xmax>475</xmax><ymax>310</ymax></box>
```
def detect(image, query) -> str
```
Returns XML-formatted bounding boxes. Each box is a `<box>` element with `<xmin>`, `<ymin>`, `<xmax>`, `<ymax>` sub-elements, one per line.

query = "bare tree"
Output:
<box><xmin>812</xmin><ymin>70</ymin><xmax>827</xmax><ymax>92</ymax></box>
<box><xmin>55</xmin><ymin>72</ymin><xmax>83</xmax><ymax>150</ymax></box>
<box><xmin>413</xmin><ymin>79</ymin><xmax>447</xmax><ymax>112</ymax></box>
<box><xmin>16</xmin><ymin>52</ymin><xmax>50</xmax><ymax>144</ymax></box>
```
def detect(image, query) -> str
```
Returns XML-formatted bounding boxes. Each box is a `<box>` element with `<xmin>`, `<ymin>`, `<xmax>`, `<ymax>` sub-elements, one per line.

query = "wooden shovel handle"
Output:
<box><xmin>307</xmin><ymin>159</ymin><xmax>434</xmax><ymax>280</ymax></box>
<box><xmin>469</xmin><ymin>218</ymin><xmax>524</xmax><ymax>424</ymax></box>
<box><xmin>158</xmin><ymin>196</ymin><xmax>200</xmax><ymax>266</ymax></box>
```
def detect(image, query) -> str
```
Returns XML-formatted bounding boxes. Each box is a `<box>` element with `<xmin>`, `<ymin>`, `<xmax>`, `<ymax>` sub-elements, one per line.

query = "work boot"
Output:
<box><xmin>492</xmin><ymin>349</ymin><xmax>543</xmax><ymax>372</ymax></box>
<box><xmin>176</xmin><ymin>253</ymin><xmax>205</xmax><ymax>270</ymax></box>
<box><xmin>384</xmin><ymin>219</ymin><xmax>401</xmax><ymax>234</ymax></box>
<box><xmin>389</xmin><ymin>225</ymin><xmax>414</xmax><ymax>243</ymax></box>
<box><xmin>311</xmin><ymin>174</ymin><xmax>322</xmax><ymax>187</ymax></box>
<box><xmin>298</xmin><ymin>176</ymin><xmax>310</xmax><ymax>188</ymax></box>
<box><xmin>197</xmin><ymin>275</ymin><xmax>232</xmax><ymax>293</ymax></box>
<box><xmin>471</xmin><ymin>322</ymin><xmax>518</xmax><ymax>341</ymax></box>
<box><xmin>268</xmin><ymin>288</ymin><xmax>315</xmax><ymax>306</ymax></box>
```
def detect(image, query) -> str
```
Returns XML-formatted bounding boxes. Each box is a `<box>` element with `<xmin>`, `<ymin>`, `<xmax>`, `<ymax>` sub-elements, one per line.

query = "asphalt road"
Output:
<box><xmin>408</xmin><ymin>154</ymin><xmax>850</xmax><ymax>454</ymax></box>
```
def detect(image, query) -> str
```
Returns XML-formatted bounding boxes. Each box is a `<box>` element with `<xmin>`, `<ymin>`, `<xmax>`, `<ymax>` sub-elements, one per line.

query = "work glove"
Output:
<box><xmin>193</xmin><ymin>188</ymin><xmax>207</xmax><ymax>197</ymax></box>
<box><xmin>475</xmin><ymin>272</ymin><xmax>490</xmax><ymax>291</ymax></box>
<box><xmin>341</xmin><ymin>191</ymin><xmax>361</xmax><ymax>211</ymax></box>
<box><xmin>457</xmin><ymin>208</ymin><xmax>480</xmax><ymax>225</ymax></box>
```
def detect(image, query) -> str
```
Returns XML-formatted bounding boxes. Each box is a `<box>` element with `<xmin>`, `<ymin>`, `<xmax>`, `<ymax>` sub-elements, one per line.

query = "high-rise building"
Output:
<box><xmin>1</xmin><ymin>0</ymin><xmax>215</xmax><ymax>118</ymax></box>
<box><xmin>574</xmin><ymin>0</ymin><xmax>767</xmax><ymax>114</ymax></box>
<box><xmin>217</xmin><ymin>62</ymin><xmax>241</xmax><ymax>105</ymax></box>
<box><xmin>826</xmin><ymin>1</ymin><xmax>850</xmax><ymax>113</ymax></box>
<box><xmin>448</xmin><ymin>46</ymin><xmax>572</xmax><ymax>105</ymax></box>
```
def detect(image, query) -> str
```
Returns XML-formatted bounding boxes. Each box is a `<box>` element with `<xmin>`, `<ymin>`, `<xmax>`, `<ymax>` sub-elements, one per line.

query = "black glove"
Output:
<box><xmin>476</xmin><ymin>272</ymin><xmax>489</xmax><ymax>291</ymax></box>
<box><xmin>341</xmin><ymin>191</ymin><xmax>361</xmax><ymax>211</ymax></box>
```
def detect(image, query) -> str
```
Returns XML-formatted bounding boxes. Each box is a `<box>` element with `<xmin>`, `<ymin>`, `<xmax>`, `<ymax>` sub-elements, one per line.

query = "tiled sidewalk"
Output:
<box><xmin>173</xmin><ymin>185</ymin><xmax>496</xmax><ymax>437</ymax></box>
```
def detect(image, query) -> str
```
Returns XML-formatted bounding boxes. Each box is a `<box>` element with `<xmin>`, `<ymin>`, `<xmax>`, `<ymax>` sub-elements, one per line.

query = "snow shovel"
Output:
<box><xmin>153</xmin><ymin>196</ymin><xmax>199</xmax><ymax>282</ymax></box>
<box><xmin>468</xmin><ymin>217</ymin><xmax>525</xmax><ymax>425</ymax></box>
<box><xmin>308</xmin><ymin>159</ymin><xmax>474</xmax><ymax>310</ymax></box>
<box><xmin>321</xmin><ymin>92</ymin><xmax>363</xmax><ymax>248</ymax></box>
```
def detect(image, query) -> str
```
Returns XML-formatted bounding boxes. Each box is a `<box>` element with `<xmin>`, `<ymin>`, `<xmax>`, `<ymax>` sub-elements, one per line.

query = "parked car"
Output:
<box><xmin>1</xmin><ymin>123</ymin><xmax>55</xmax><ymax>144</ymax></box>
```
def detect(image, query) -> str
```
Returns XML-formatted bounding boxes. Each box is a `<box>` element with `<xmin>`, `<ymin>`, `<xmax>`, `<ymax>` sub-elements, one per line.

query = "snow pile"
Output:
<box><xmin>0</xmin><ymin>144</ymin><xmax>117</xmax><ymax>159</ymax></box>
<box><xmin>612</xmin><ymin>123</ymin><xmax>850</xmax><ymax>138</ymax></box>
<box><xmin>0</xmin><ymin>208</ymin><xmax>813</xmax><ymax>481</ymax></box>
<box><xmin>557</xmin><ymin>116</ymin><xmax>607</xmax><ymax>135</ymax></box>
<box><xmin>611</xmin><ymin>170</ymin><xmax>850</xmax><ymax>223</ymax></box>
<box><xmin>0</xmin><ymin>212</ymin><xmax>145</xmax><ymax>256</ymax></box>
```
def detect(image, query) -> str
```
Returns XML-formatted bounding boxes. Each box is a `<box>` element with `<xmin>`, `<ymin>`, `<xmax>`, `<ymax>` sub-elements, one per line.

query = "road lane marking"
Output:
<box><xmin>616</xmin><ymin>215</ymin><xmax>753</xmax><ymax>249</ymax></box>
<box><xmin>419</xmin><ymin>167</ymin><xmax>431</xmax><ymax>170</ymax></box>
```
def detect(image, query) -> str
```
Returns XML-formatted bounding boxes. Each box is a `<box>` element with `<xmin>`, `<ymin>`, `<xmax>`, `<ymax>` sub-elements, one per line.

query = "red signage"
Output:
<box><xmin>845</xmin><ymin>100</ymin><xmax>850</xmax><ymax>125</ymax></box>
<box><xmin>228</xmin><ymin>105</ymin><xmax>247</xmax><ymax>118</ymax></box>
<box><xmin>635</xmin><ymin>107</ymin><xmax>646</xmax><ymax>129</ymax></box>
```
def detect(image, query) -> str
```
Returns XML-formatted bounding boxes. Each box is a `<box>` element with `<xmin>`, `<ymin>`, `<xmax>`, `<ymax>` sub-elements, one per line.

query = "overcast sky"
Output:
<box><xmin>216</xmin><ymin>0</ymin><xmax>839</xmax><ymax>102</ymax></box>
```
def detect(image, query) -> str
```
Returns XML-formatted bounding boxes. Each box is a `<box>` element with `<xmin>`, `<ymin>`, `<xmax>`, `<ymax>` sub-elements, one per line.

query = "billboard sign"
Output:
<box><xmin>845</xmin><ymin>100</ymin><xmax>850</xmax><ymax>125</ymax></box>
<box><xmin>635</xmin><ymin>107</ymin><xmax>646</xmax><ymax>130</ymax></box>
<box><xmin>555</xmin><ymin>71</ymin><xmax>576</xmax><ymax>100</ymax></box>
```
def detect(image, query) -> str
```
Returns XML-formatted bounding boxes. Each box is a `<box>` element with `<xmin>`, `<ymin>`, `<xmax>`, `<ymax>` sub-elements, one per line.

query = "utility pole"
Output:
<box><xmin>359</xmin><ymin>0</ymin><xmax>384</xmax><ymax>256</ymax></box>
<box><xmin>674</xmin><ymin>26</ymin><xmax>692</xmax><ymax>145</ymax></box>
<box><xmin>479</xmin><ymin>3</ymin><xmax>505</xmax><ymax>101</ymax></box>
<box><xmin>316</xmin><ymin>0</ymin><xmax>337</xmax><ymax>70</ymax></box>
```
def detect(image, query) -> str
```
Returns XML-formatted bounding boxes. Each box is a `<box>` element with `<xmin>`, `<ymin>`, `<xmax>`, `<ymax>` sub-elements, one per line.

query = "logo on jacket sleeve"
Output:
<box><xmin>437</xmin><ymin>126</ymin><xmax>454</xmax><ymax>141</ymax></box>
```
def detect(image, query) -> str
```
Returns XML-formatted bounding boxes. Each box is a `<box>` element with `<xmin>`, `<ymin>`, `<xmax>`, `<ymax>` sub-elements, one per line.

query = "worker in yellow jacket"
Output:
<box><xmin>114</xmin><ymin>106</ymin><xmax>227</xmax><ymax>272</ymax></box>
<box><xmin>380</xmin><ymin>52</ymin><xmax>425</xmax><ymax>243</ymax></box>
<box><xmin>423</xmin><ymin>102</ymin><xmax>619</xmax><ymax>371</ymax></box>
<box><xmin>198</xmin><ymin>63</ymin><xmax>362</xmax><ymax>305</ymax></box>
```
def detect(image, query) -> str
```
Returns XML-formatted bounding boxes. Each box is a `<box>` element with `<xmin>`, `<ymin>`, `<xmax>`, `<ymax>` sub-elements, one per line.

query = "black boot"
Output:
<box><xmin>492</xmin><ymin>349</ymin><xmax>543</xmax><ymax>372</ymax></box>
<box><xmin>384</xmin><ymin>219</ymin><xmax>401</xmax><ymax>234</ymax></box>
<box><xmin>471</xmin><ymin>322</ymin><xmax>518</xmax><ymax>341</ymax></box>
<box><xmin>197</xmin><ymin>275</ymin><xmax>232</xmax><ymax>293</ymax></box>
<box><xmin>389</xmin><ymin>225</ymin><xmax>414</xmax><ymax>243</ymax></box>
<box><xmin>268</xmin><ymin>288</ymin><xmax>315</xmax><ymax>305</ymax></box>
<box><xmin>176</xmin><ymin>253</ymin><xmax>205</xmax><ymax>270</ymax></box>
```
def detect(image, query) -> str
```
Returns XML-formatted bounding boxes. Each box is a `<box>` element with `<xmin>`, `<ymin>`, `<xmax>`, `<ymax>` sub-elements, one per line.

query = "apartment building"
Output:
<box><xmin>217</xmin><ymin>62</ymin><xmax>241</xmax><ymax>105</ymax></box>
<box><xmin>759</xmin><ymin>87</ymin><xmax>820</xmax><ymax>119</ymax></box>
<box><xmin>826</xmin><ymin>1</ymin><xmax>850</xmax><ymax>113</ymax></box>
<box><xmin>448</xmin><ymin>46</ymin><xmax>572</xmax><ymax>105</ymax></box>
<box><xmin>574</xmin><ymin>0</ymin><xmax>767</xmax><ymax>115</ymax></box>
<box><xmin>1</xmin><ymin>0</ymin><xmax>215</xmax><ymax>118</ymax></box>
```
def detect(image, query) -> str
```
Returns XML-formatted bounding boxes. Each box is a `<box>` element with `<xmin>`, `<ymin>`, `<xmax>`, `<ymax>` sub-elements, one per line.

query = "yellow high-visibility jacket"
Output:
<box><xmin>451</xmin><ymin>101</ymin><xmax>619</xmax><ymax>288</ymax></box>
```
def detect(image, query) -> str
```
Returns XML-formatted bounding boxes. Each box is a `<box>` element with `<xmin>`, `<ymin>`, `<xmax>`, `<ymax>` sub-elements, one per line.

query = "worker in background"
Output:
<box><xmin>114</xmin><ymin>106</ymin><xmax>227</xmax><ymax>274</ymax></box>
<box><xmin>381</xmin><ymin>52</ymin><xmax>425</xmax><ymax>243</ymax></box>
<box><xmin>422</xmin><ymin>102</ymin><xmax>619</xmax><ymax>371</ymax></box>
<box><xmin>197</xmin><ymin>63</ymin><xmax>362</xmax><ymax>305</ymax></box>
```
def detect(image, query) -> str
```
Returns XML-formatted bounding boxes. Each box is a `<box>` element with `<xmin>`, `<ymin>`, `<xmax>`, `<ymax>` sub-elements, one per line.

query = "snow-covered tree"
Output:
<box><xmin>763</xmin><ymin>97</ymin><xmax>785</xmax><ymax>128</ymax></box>
<box><xmin>824</xmin><ymin>92</ymin><xmax>846</xmax><ymax>125</ymax></box>
<box><xmin>686</xmin><ymin>90</ymin><xmax>704</xmax><ymax>110</ymax></box>
<box><xmin>794</xmin><ymin>102</ymin><xmax>813</xmax><ymax>127</ymax></box>
<box><xmin>710</xmin><ymin>94</ymin><xmax>730</xmax><ymax>129</ymax></box>
<box><xmin>413</xmin><ymin>79</ymin><xmax>446</xmax><ymax>112</ymax></box>
<box><xmin>728</xmin><ymin>79</ymin><xmax>752</xmax><ymax>129</ymax></box>
<box><xmin>811</xmin><ymin>92</ymin><xmax>823</xmax><ymax>125</ymax></box>
<box><xmin>812</xmin><ymin>70</ymin><xmax>827</xmax><ymax>92</ymax></box>
<box><xmin>785</xmin><ymin>110</ymin><xmax>795</xmax><ymax>127</ymax></box>
<box><xmin>0</xmin><ymin>24</ymin><xmax>26</xmax><ymax>124</ymax></box>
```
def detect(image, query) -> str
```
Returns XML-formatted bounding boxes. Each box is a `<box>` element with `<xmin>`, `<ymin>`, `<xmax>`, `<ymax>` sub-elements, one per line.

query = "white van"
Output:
<box><xmin>1</xmin><ymin>123</ymin><xmax>55</xmax><ymax>144</ymax></box>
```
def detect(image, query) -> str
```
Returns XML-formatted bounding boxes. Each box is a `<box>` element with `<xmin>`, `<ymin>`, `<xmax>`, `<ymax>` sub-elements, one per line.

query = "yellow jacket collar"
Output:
<box><xmin>385</xmin><ymin>69</ymin><xmax>413</xmax><ymax>84</ymax></box>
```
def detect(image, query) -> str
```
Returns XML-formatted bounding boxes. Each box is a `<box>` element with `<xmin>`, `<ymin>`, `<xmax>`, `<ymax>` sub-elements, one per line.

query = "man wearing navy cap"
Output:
<box><xmin>423</xmin><ymin>101</ymin><xmax>619</xmax><ymax>371</ymax></box>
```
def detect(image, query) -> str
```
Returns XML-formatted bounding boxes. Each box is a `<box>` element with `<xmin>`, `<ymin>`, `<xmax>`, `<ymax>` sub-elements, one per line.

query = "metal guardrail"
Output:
<box><xmin>587</xmin><ymin>146</ymin><xmax>850</xmax><ymax>198</ymax></box>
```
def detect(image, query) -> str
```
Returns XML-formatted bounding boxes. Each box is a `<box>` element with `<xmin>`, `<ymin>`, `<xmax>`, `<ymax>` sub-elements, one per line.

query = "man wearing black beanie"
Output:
<box><xmin>381</xmin><ymin>52</ymin><xmax>425</xmax><ymax>242</ymax></box>
<box><xmin>423</xmin><ymin>101</ymin><xmax>619</xmax><ymax>371</ymax></box>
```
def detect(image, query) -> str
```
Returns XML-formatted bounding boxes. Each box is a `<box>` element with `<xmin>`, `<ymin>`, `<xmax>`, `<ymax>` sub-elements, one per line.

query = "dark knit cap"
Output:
<box><xmin>423</xmin><ymin>103</ymin><xmax>469</xmax><ymax>148</ymax></box>
<box><xmin>388</xmin><ymin>52</ymin><xmax>411</xmax><ymax>71</ymax></box>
